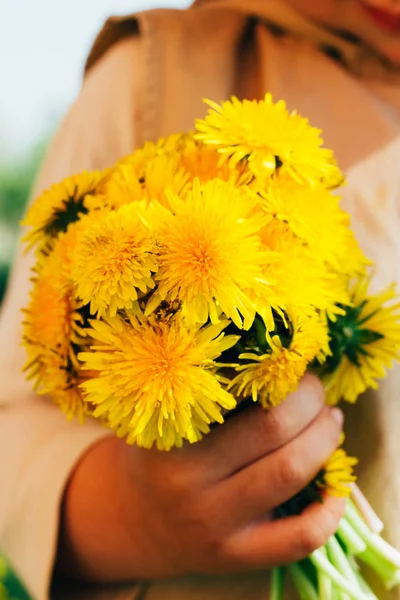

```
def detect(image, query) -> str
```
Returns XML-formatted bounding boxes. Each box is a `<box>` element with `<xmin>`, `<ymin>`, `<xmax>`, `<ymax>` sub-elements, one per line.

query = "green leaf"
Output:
<box><xmin>0</xmin><ymin>556</ymin><xmax>31</xmax><ymax>600</ymax></box>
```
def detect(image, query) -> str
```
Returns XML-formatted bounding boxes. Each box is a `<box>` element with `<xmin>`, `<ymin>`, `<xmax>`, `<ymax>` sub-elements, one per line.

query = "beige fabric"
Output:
<box><xmin>2</xmin><ymin>1</ymin><xmax>400</xmax><ymax>598</ymax></box>
<box><xmin>0</xmin><ymin>37</ymin><xmax>144</xmax><ymax>600</ymax></box>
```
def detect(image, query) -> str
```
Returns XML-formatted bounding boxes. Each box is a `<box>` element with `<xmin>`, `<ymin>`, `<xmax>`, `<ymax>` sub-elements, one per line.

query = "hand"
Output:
<box><xmin>58</xmin><ymin>374</ymin><xmax>345</xmax><ymax>583</ymax></box>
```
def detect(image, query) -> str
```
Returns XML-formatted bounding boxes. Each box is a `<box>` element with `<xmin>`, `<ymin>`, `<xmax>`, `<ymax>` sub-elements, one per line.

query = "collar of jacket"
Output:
<box><xmin>192</xmin><ymin>0</ymin><xmax>400</xmax><ymax>82</ymax></box>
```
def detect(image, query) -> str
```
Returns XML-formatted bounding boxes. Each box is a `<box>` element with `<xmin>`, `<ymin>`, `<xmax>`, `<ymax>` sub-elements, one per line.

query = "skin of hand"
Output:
<box><xmin>57</xmin><ymin>374</ymin><xmax>345</xmax><ymax>583</ymax></box>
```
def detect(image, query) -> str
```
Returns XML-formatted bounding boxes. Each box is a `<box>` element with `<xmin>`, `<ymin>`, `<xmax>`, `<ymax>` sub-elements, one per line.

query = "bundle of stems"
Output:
<box><xmin>270</xmin><ymin>486</ymin><xmax>400</xmax><ymax>600</ymax></box>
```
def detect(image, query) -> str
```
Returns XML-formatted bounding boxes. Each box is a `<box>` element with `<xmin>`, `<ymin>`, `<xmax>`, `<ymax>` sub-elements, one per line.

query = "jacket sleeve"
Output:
<box><xmin>0</xmin><ymin>34</ymin><xmax>143</xmax><ymax>600</ymax></box>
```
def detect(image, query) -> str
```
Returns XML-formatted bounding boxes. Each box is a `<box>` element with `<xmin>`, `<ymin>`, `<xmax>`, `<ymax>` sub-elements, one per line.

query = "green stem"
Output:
<box><xmin>288</xmin><ymin>563</ymin><xmax>319</xmax><ymax>600</ymax></box>
<box><xmin>336</xmin><ymin>519</ymin><xmax>366</xmax><ymax>555</ymax></box>
<box><xmin>310</xmin><ymin>548</ymin><xmax>369</xmax><ymax>600</ymax></box>
<box><xmin>269</xmin><ymin>567</ymin><xmax>285</xmax><ymax>600</ymax></box>
<box><xmin>358</xmin><ymin>547</ymin><xmax>400</xmax><ymax>590</ymax></box>
<box><xmin>326</xmin><ymin>536</ymin><xmax>362</xmax><ymax>589</ymax></box>
<box><xmin>348</xmin><ymin>558</ymin><xmax>379</xmax><ymax>600</ymax></box>
<box><xmin>345</xmin><ymin>502</ymin><xmax>400</xmax><ymax>570</ymax></box>
<box><xmin>317</xmin><ymin>547</ymin><xmax>333</xmax><ymax>600</ymax></box>
<box><xmin>331</xmin><ymin>586</ymin><xmax>342</xmax><ymax>600</ymax></box>
<box><xmin>326</xmin><ymin>537</ymin><xmax>357</xmax><ymax>600</ymax></box>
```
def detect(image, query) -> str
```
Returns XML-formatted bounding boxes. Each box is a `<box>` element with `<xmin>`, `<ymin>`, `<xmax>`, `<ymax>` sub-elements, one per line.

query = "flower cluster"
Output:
<box><xmin>22</xmin><ymin>96</ymin><xmax>400</xmax><ymax>599</ymax></box>
<box><xmin>23</xmin><ymin>95</ymin><xmax>400</xmax><ymax>459</ymax></box>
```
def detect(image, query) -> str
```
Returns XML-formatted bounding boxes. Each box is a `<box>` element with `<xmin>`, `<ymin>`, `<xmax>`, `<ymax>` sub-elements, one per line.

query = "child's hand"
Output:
<box><xmin>59</xmin><ymin>374</ymin><xmax>345</xmax><ymax>583</ymax></box>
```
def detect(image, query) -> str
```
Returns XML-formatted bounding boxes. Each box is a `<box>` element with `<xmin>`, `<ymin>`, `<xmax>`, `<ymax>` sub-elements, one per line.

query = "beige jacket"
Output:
<box><xmin>2</xmin><ymin>0</ymin><xmax>400</xmax><ymax>598</ymax></box>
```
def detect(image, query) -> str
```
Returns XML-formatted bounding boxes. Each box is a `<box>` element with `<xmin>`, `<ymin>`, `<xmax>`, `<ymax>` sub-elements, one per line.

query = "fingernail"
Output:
<box><xmin>331</xmin><ymin>408</ymin><xmax>343</xmax><ymax>426</ymax></box>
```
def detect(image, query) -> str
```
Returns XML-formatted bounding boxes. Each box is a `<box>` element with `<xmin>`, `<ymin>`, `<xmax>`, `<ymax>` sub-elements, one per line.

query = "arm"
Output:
<box><xmin>0</xmin><ymin>32</ymin><xmax>345</xmax><ymax>600</ymax></box>
<box><xmin>0</xmin><ymin>35</ymin><xmax>143</xmax><ymax>600</ymax></box>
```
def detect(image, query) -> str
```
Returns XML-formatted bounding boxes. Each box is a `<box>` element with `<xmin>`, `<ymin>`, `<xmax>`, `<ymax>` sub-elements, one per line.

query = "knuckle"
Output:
<box><xmin>204</xmin><ymin>529</ymin><xmax>225</xmax><ymax>557</ymax></box>
<box><xmin>168</xmin><ymin>472</ymin><xmax>187</xmax><ymax>495</ymax></box>
<box><xmin>278</xmin><ymin>454</ymin><xmax>303</xmax><ymax>488</ymax></box>
<box><xmin>198</xmin><ymin>520</ymin><xmax>225</xmax><ymax>560</ymax></box>
<box><xmin>166</xmin><ymin>463</ymin><xmax>193</xmax><ymax>495</ymax></box>
<box><xmin>187</xmin><ymin>498</ymin><xmax>224</xmax><ymax>555</ymax></box>
<box><xmin>217</xmin><ymin>536</ymin><xmax>243</xmax><ymax>569</ymax></box>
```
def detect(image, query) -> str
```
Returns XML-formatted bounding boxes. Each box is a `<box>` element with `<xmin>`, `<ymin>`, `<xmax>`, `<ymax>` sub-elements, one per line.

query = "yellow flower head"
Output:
<box><xmin>322</xmin><ymin>279</ymin><xmax>400</xmax><ymax>405</ymax></box>
<box><xmin>23</xmin><ymin>234</ymin><xmax>87</xmax><ymax>421</ymax></box>
<box><xmin>111</xmin><ymin>135</ymin><xmax>183</xmax><ymax>185</ymax></box>
<box><xmin>142</xmin><ymin>152</ymin><xmax>190</xmax><ymax>206</ymax></box>
<box><xmin>195</xmin><ymin>95</ymin><xmax>342</xmax><ymax>185</ymax></box>
<box><xmin>79</xmin><ymin>312</ymin><xmax>239</xmax><ymax>450</ymax></box>
<box><xmin>229</xmin><ymin>310</ymin><xmax>329</xmax><ymax>407</ymax></box>
<box><xmin>177</xmin><ymin>133</ymin><xmax>244</xmax><ymax>183</ymax></box>
<box><xmin>95</xmin><ymin>143</ymin><xmax>190</xmax><ymax>211</ymax></box>
<box><xmin>260</xmin><ymin>175</ymin><xmax>366</xmax><ymax>275</ymax></box>
<box><xmin>23</xmin><ymin>171</ymin><xmax>105</xmax><ymax>251</ymax></box>
<box><xmin>145</xmin><ymin>178</ymin><xmax>275</xmax><ymax>329</ymax></box>
<box><xmin>71</xmin><ymin>204</ymin><xmax>157</xmax><ymax>318</ymax></box>
<box><xmin>119</xmin><ymin>140</ymin><xmax>165</xmax><ymax>176</ymax></box>
<box><xmin>317</xmin><ymin>440</ymin><xmax>358</xmax><ymax>497</ymax></box>
<box><xmin>86</xmin><ymin>165</ymin><xmax>144</xmax><ymax>211</ymax></box>
<box><xmin>256</xmin><ymin>220</ymin><xmax>349</xmax><ymax>318</ymax></box>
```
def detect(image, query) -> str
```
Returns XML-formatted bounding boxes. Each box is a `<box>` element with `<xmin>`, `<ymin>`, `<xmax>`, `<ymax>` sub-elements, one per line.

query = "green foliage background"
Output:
<box><xmin>0</xmin><ymin>555</ymin><xmax>31</xmax><ymax>600</ymax></box>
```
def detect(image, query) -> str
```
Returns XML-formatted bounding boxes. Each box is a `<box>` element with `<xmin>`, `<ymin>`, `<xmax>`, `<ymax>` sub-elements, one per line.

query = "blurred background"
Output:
<box><xmin>0</xmin><ymin>0</ymin><xmax>190</xmax><ymax>303</ymax></box>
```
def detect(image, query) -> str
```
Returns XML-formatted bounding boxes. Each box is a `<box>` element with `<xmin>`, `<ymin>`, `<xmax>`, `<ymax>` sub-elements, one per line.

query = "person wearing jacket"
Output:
<box><xmin>2</xmin><ymin>0</ymin><xmax>400</xmax><ymax>598</ymax></box>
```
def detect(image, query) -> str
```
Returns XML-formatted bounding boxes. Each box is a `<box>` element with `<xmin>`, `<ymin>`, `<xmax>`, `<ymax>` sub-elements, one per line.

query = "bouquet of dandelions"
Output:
<box><xmin>22</xmin><ymin>95</ymin><xmax>400</xmax><ymax>599</ymax></box>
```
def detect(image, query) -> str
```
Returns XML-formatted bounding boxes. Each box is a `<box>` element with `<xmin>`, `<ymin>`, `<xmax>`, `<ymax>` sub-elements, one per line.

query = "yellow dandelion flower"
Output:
<box><xmin>260</xmin><ymin>175</ymin><xmax>366</xmax><ymax>275</ymax></box>
<box><xmin>119</xmin><ymin>140</ymin><xmax>164</xmax><ymax>175</ymax></box>
<box><xmin>322</xmin><ymin>279</ymin><xmax>400</xmax><ymax>405</ymax></box>
<box><xmin>177</xmin><ymin>133</ymin><xmax>244</xmax><ymax>183</ymax></box>
<box><xmin>84</xmin><ymin>142</ymin><xmax>164</xmax><ymax>210</ymax></box>
<box><xmin>79</xmin><ymin>313</ymin><xmax>239</xmax><ymax>450</ymax></box>
<box><xmin>84</xmin><ymin>166</ymin><xmax>144</xmax><ymax>211</ymax></box>
<box><xmin>143</xmin><ymin>152</ymin><xmax>190</xmax><ymax>205</ymax></box>
<box><xmin>96</xmin><ymin>145</ymin><xmax>189</xmax><ymax>211</ymax></box>
<box><xmin>112</xmin><ymin>135</ymin><xmax>183</xmax><ymax>181</ymax></box>
<box><xmin>71</xmin><ymin>204</ymin><xmax>157</xmax><ymax>318</ymax></box>
<box><xmin>23</xmin><ymin>235</ymin><xmax>87</xmax><ymax>421</ymax></box>
<box><xmin>317</xmin><ymin>441</ymin><xmax>358</xmax><ymax>497</ymax></box>
<box><xmin>229</xmin><ymin>311</ymin><xmax>329</xmax><ymax>407</ymax></box>
<box><xmin>36</xmin><ymin>350</ymin><xmax>88</xmax><ymax>422</ymax></box>
<box><xmin>24</xmin><ymin>240</ymin><xmax>84</xmax><ymax>354</ymax></box>
<box><xmin>119</xmin><ymin>134</ymin><xmax>185</xmax><ymax>172</ymax></box>
<box><xmin>34</xmin><ymin>217</ymin><xmax>82</xmax><ymax>279</ymax></box>
<box><xmin>145</xmin><ymin>178</ymin><xmax>275</xmax><ymax>329</ymax></box>
<box><xmin>195</xmin><ymin>95</ymin><xmax>342</xmax><ymax>185</ymax></box>
<box><xmin>255</xmin><ymin>220</ymin><xmax>349</xmax><ymax>319</ymax></box>
<box><xmin>22</xmin><ymin>171</ymin><xmax>105</xmax><ymax>251</ymax></box>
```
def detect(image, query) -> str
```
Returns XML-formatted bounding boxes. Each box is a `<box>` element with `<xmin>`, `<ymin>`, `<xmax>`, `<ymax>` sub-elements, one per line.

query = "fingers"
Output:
<box><xmin>218</xmin><ymin>406</ymin><xmax>343</xmax><ymax>526</ymax></box>
<box><xmin>198</xmin><ymin>374</ymin><xmax>326</xmax><ymax>481</ymax></box>
<box><xmin>223</xmin><ymin>495</ymin><xmax>346</xmax><ymax>570</ymax></box>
